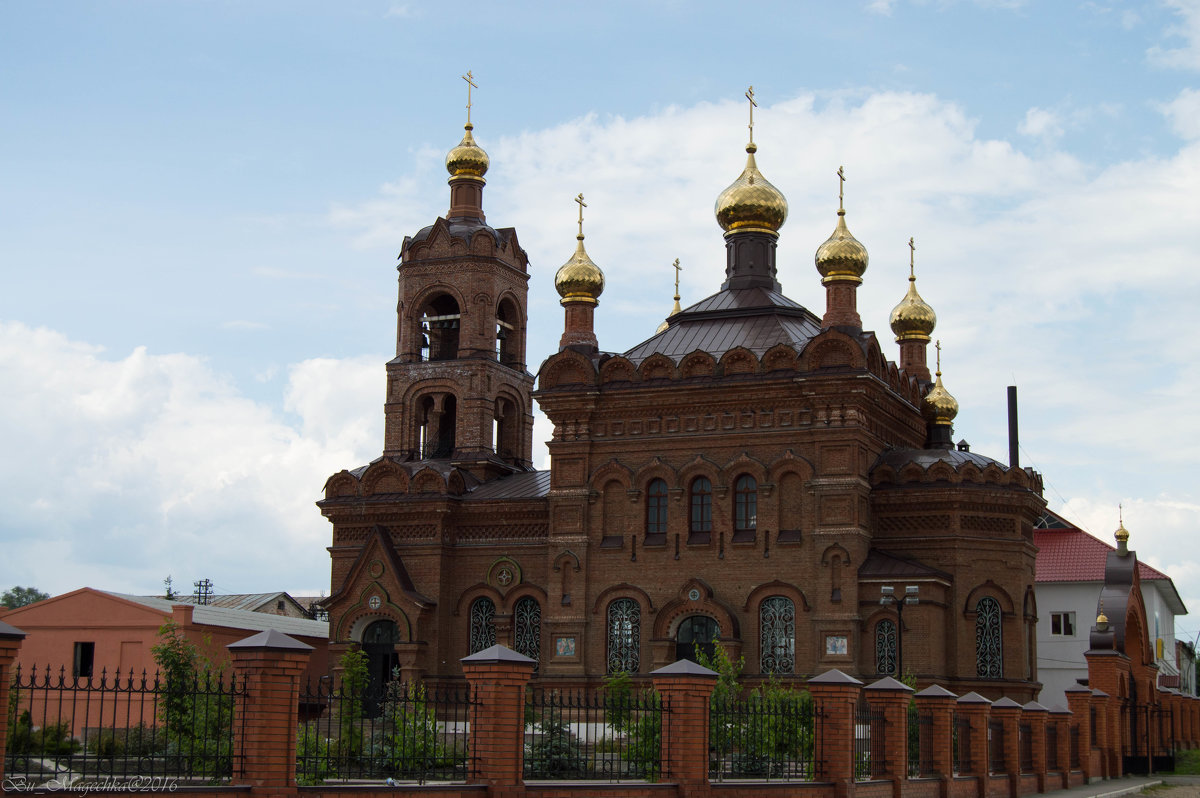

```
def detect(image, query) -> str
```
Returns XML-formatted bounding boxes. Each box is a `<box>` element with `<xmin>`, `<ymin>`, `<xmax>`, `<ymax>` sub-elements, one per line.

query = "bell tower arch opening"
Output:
<box><xmin>419</xmin><ymin>294</ymin><xmax>462</xmax><ymax>362</ymax></box>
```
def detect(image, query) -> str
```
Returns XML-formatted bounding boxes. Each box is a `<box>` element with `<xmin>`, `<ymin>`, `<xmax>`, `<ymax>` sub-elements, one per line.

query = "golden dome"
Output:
<box><xmin>922</xmin><ymin>346</ymin><xmax>958</xmax><ymax>426</ymax></box>
<box><xmin>714</xmin><ymin>144</ymin><xmax>788</xmax><ymax>235</ymax></box>
<box><xmin>1115</xmin><ymin>522</ymin><xmax>1130</xmax><ymax>544</ymax></box>
<box><xmin>1097</xmin><ymin>610</ymin><xmax>1109</xmax><ymax>626</ymax></box>
<box><xmin>555</xmin><ymin>236</ymin><xmax>605</xmax><ymax>304</ymax></box>
<box><xmin>890</xmin><ymin>253</ymin><xmax>936</xmax><ymax>341</ymax></box>
<box><xmin>815</xmin><ymin>209</ymin><xmax>869</xmax><ymax>283</ymax></box>
<box><xmin>445</xmin><ymin>123</ymin><xmax>489</xmax><ymax>180</ymax></box>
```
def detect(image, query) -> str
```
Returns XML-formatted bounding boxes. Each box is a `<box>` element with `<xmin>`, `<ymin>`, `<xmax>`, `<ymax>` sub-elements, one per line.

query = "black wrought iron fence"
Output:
<box><xmin>710</xmin><ymin>690</ymin><xmax>815</xmax><ymax>781</ymax></box>
<box><xmin>296</xmin><ymin>678</ymin><xmax>472</xmax><ymax>784</ymax></box>
<box><xmin>907</xmin><ymin>707</ymin><xmax>934</xmax><ymax>777</ymax></box>
<box><xmin>1046</xmin><ymin>722</ymin><xmax>1059</xmax><ymax>771</ymax></box>
<box><xmin>953</xmin><ymin>712</ymin><xmax>972</xmax><ymax>775</ymax></box>
<box><xmin>988</xmin><ymin>719</ymin><xmax>1006</xmax><ymax>774</ymax></box>
<box><xmin>1019</xmin><ymin>722</ymin><xmax>1033</xmax><ymax>773</ymax></box>
<box><xmin>854</xmin><ymin>698</ymin><xmax>886</xmax><ymax>781</ymax></box>
<box><xmin>523</xmin><ymin>686</ymin><xmax>665</xmax><ymax>781</ymax></box>
<box><xmin>5</xmin><ymin>664</ymin><xmax>243</xmax><ymax>789</ymax></box>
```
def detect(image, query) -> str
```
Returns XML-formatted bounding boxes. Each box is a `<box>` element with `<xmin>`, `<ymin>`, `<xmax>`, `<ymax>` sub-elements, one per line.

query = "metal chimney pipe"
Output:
<box><xmin>1007</xmin><ymin>385</ymin><xmax>1019</xmax><ymax>469</ymax></box>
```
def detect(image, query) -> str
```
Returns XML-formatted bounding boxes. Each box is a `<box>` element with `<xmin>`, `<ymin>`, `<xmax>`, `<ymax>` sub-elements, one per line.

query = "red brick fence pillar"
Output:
<box><xmin>990</xmin><ymin>697</ymin><xmax>1022</xmax><ymax>798</ymax></box>
<box><xmin>864</xmin><ymin>676</ymin><xmax>913</xmax><ymax>798</ymax></box>
<box><xmin>1021</xmin><ymin>701</ymin><xmax>1048</xmax><ymax>793</ymax></box>
<box><xmin>227</xmin><ymin>628</ymin><xmax>313</xmax><ymax>789</ymax></box>
<box><xmin>1063</xmin><ymin>686</ymin><xmax>1092</xmax><ymax>782</ymax></box>
<box><xmin>914</xmin><ymin>684</ymin><xmax>957</xmax><ymax>798</ymax></box>
<box><xmin>955</xmin><ymin>692</ymin><xmax>992</xmax><ymax>798</ymax></box>
<box><xmin>651</xmin><ymin>659</ymin><xmax>717</xmax><ymax>798</ymax></box>
<box><xmin>809</xmin><ymin>669</ymin><xmax>864</xmax><ymax>798</ymax></box>
<box><xmin>1048</xmin><ymin>704</ymin><xmax>1071</xmax><ymax>789</ymax></box>
<box><xmin>461</xmin><ymin>644</ymin><xmax>535</xmax><ymax>795</ymax></box>
<box><xmin>0</xmin><ymin>620</ymin><xmax>27</xmax><ymax>786</ymax></box>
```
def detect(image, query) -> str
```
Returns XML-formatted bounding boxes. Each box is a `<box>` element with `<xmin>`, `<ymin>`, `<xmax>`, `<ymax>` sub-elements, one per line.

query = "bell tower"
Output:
<box><xmin>382</xmin><ymin>74</ymin><xmax>535</xmax><ymax>480</ymax></box>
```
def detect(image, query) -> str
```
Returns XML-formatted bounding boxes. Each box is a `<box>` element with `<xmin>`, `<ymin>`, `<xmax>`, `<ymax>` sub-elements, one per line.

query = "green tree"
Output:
<box><xmin>151</xmin><ymin>620</ymin><xmax>233</xmax><ymax>777</ymax></box>
<box><xmin>381</xmin><ymin>679</ymin><xmax>446</xmax><ymax>778</ymax></box>
<box><xmin>337</xmin><ymin>647</ymin><xmax>369</xmax><ymax>760</ymax></box>
<box><xmin>1</xmin><ymin>586</ymin><xmax>49</xmax><ymax>608</ymax></box>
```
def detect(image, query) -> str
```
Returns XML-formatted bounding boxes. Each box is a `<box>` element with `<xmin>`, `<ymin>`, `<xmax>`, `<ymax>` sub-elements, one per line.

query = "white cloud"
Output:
<box><xmin>867</xmin><ymin>0</ymin><xmax>898</xmax><ymax>15</ymax></box>
<box><xmin>0</xmin><ymin>321</ymin><xmax>383</xmax><ymax>596</ymax></box>
<box><xmin>1159</xmin><ymin>87</ymin><xmax>1200</xmax><ymax>139</ymax></box>
<box><xmin>1018</xmin><ymin>107</ymin><xmax>1065</xmax><ymax>141</ymax></box>
<box><xmin>1148</xmin><ymin>0</ymin><xmax>1200</xmax><ymax>70</ymax></box>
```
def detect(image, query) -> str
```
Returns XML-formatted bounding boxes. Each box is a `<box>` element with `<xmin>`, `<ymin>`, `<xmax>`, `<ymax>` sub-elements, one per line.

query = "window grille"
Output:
<box><xmin>469</xmin><ymin>597</ymin><xmax>496</xmax><ymax>654</ymax></box>
<box><xmin>975</xmin><ymin>597</ymin><xmax>1003</xmax><ymax>678</ymax></box>
<box><xmin>875</xmin><ymin>619</ymin><xmax>897</xmax><ymax>675</ymax></box>
<box><xmin>607</xmin><ymin>598</ymin><xmax>641</xmax><ymax>674</ymax></box>
<box><xmin>513</xmin><ymin>596</ymin><xmax>541</xmax><ymax>672</ymax></box>
<box><xmin>759</xmin><ymin>596</ymin><xmax>795</xmax><ymax>674</ymax></box>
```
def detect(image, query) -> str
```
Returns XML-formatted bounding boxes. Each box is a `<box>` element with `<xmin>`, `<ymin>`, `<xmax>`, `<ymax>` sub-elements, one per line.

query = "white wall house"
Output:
<box><xmin>1034</xmin><ymin>510</ymin><xmax>1188</xmax><ymax>709</ymax></box>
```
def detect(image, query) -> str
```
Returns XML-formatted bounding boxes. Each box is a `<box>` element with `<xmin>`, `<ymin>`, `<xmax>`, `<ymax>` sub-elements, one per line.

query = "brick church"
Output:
<box><xmin>317</xmin><ymin>91</ymin><xmax>1047</xmax><ymax>700</ymax></box>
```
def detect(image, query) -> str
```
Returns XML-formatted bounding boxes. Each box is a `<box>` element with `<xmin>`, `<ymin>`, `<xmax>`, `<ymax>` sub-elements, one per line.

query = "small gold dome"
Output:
<box><xmin>922</xmin><ymin>371</ymin><xmax>959</xmax><ymax>426</ymax></box>
<box><xmin>815</xmin><ymin>209</ymin><xmax>869</xmax><ymax>283</ymax></box>
<box><xmin>445</xmin><ymin>123</ymin><xmax>489</xmax><ymax>180</ymax></box>
<box><xmin>890</xmin><ymin>272</ymin><xmax>936</xmax><ymax>342</ymax></box>
<box><xmin>555</xmin><ymin>235</ymin><xmax>605</xmax><ymax>305</ymax></box>
<box><xmin>714</xmin><ymin>144</ymin><xmax>788</xmax><ymax>235</ymax></box>
<box><xmin>1097</xmin><ymin>611</ymin><xmax>1109</xmax><ymax>625</ymax></box>
<box><xmin>1115</xmin><ymin>522</ymin><xmax>1130</xmax><ymax>544</ymax></box>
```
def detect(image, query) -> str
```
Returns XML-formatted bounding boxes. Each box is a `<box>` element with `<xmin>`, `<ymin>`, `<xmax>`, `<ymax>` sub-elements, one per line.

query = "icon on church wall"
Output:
<box><xmin>368</xmin><ymin>595</ymin><xmax>382</xmax><ymax>610</ymax></box>
<box><xmin>556</xmin><ymin>636</ymin><xmax>576</xmax><ymax>657</ymax></box>
<box><xmin>825</xmin><ymin>634</ymin><xmax>847</xmax><ymax>656</ymax></box>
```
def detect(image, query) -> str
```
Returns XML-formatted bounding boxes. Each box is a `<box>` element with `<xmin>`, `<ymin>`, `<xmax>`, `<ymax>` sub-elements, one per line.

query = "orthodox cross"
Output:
<box><xmin>575</xmin><ymin>193</ymin><xmax>587</xmax><ymax>238</ymax></box>
<box><xmin>935</xmin><ymin>339</ymin><xmax>942</xmax><ymax>373</ymax></box>
<box><xmin>909</xmin><ymin>236</ymin><xmax>916</xmax><ymax>278</ymax></box>
<box><xmin>672</xmin><ymin>258</ymin><xmax>682</xmax><ymax>296</ymax></box>
<box><xmin>837</xmin><ymin>165</ymin><xmax>845</xmax><ymax>210</ymax></box>
<box><xmin>462</xmin><ymin>70</ymin><xmax>477</xmax><ymax>125</ymax></box>
<box><xmin>746</xmin><ymin>86</ymin><xmax>757</xmax><ymax>145</ymax></box>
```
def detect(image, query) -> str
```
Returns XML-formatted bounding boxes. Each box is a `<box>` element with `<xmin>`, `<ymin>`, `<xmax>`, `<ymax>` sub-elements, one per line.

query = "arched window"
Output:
<box><xmin>419</xmin><ymin>294</ymin><xmax>461</xmax><ymax>361</ymax></box>
<box><xmin>676</xmin><ymin>615</ymin><xmax>720</xmax><ymax>664</ymax></box>
<box><xmin>975</xmin><ymin>597</ymin><xmax>1003</xmax><ymax>678</ymax></box>
<box><xmin>496</xmin><ymin>299</ymin><xmax>519</xmax><ymax>367</ymax></box>
<box><xmin>760</xmin><ymin>596</ymin><xmax>795</xmax><ymax>674</ymax></box>
<box><xmin>689</xmin><ymin>477</ymin><xmax>712</xmax><ymax>542</ymax></box>
<box><xmin>513</xmin><ymin>596</ymin><xmax>541</xmax><ymax>673</ymax></box>
<box><xmin>468</xmin><ymin>597</ymin><xmax>496</xmax><ymax>655</ymax></box>
<box><xmin>734</xmin><ymin>474</ymin><xmax>757</xmax><ymax>541</ymax></box>
<box><xmin>645</xmin><ymin>478</ymin><xmax>668</xmax><ymax>544</ymax></box>
<box><xmin>875</xmin><ymin>619</ymin><xmax>897</xmax><ymax>675</ymax></box>
<box><xmin>418</xmin><ymin>393</ymin><xmax>456</xmax><ymax>459</ymax></box>
<box><xmin>606</xmin><ymin>598</ymin><xmax>641</xmax><ymax>674</ymax></box>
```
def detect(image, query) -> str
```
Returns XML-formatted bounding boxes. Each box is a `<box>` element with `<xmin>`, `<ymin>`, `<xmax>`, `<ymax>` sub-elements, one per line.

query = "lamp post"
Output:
<box><xmin>880</xmin><ymin>585</ymin><xmax>919</xmax><ymax>679</ymax></box>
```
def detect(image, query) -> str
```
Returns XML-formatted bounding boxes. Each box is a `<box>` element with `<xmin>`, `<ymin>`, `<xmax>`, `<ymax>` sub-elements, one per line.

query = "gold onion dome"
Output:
<box><xmin>890</xmin><ymin>245</ymin><xmax>936</xmax><ymax>341</ymax></box>
<box><xmin>714</xmin><ymin>143</ymin><xmax>789</xmax><ymax>234</ymax></box>
<box><xmin>922</xmin><ymin>344</ymin><xmax>958</xmax><ymax>426</ymax></box>
<box><xmin>815</xmin><ymin>209</ymin><xmax>869</xmax><ymax>282</ymax></box>
<box><xmin>555</xmin><ymin>237</ymin><xmax>605</xmax><ymax>303</ymax></box>
<box><xmin>555</xmin><ymin>194</ymin><xmax>604</xmax><ymax>304</ymax></box>
<box><xmin>1115</xmin><ymin>521</ymin><xmax>1130</xmax><ymax>544</ymax></box>
<box><xmin>445</xmin><ymin>123</ymin><xmax>490</xmax><ymax>180</ymax></box>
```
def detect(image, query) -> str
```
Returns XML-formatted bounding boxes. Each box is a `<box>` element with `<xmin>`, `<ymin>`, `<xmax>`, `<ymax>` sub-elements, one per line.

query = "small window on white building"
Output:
<box><xmin>1050</xmin><ymin>612</ymin><xmax>1075</xmax><ymax>636</ymax></box>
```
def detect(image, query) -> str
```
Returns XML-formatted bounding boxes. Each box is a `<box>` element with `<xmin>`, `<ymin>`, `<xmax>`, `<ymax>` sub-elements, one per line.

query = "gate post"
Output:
<box><xmin>1022</xmin><ymin>701</ymin><xmax>1048</xmax><ymax>792</ymax></box>
<box><xmin>955</xmin><ymin>692</ymin><xmax>992</xmax><ymax>798</ymax></box>
<box><xmin>809</xmin><ymin>669</ymin><xmax>864</xmax><ymax>798</ymax></box>
<box><xmin>651</xmin><ymin>659</ymin><xmax>717</xmax><ymax>798</ymax></box>
<box><xmin>461</xmin><ymin>644</ymin><xmax>535</xmax><ymax>792</ymax></box>
<box><xmin>990</xmin><ymin>698</ymin><xmax>1022</xmax><ymax>798</ymax></box>
<box><xmin>0</xmin><ymin>621</ymin><xmax>26</xmax><ymax>786</ymax></box>
<box><xmin>1048</xmin><ymin>704</ymin><xmax>1071</xmax><ymax>789</ymax></box>
<box><xmin>1065</xmin><ymin>686</ymin><xmax>1092</xmax><ymax>781</ymax></box>
<box><xmin>915</xmin><ymin>685</ymin><xmax>957</xmax><ymax>798</ymax></box>
<box><xmin>865</xmin><ymin>676</ymin><xmax>913</xmax><ymax>798</ymax></box>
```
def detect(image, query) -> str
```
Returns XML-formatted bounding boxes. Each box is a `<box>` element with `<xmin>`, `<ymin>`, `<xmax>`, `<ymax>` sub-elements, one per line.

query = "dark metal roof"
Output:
<box><xmin>466</xmin><ymin>469</ymin><xmax>551</xmax><ymax>500</ymax></box>
<box><xmin>624</xmin><ymin>287</ymin><xmax>823</xmax><ymax>364</ymax></box>
<box><xmin>873</xmin><ymin>446</ymin><xmax>1004</xmax><ymax>472</ymax></box>
<box><xmin>858</xmin><ymin>549</ymin><xmax>952</xmax><ymax>581</ymax></box>
<box><xmin>404</xmin><ymin>217</ymin><xmax>515</xmax><ymax>252</ymax></box>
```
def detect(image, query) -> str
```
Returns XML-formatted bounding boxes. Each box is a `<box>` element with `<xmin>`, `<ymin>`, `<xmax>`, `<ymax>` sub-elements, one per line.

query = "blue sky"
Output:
<box><xmin>3</xmin><ymin>1</ymin><xmax>1199</xmax><ymax>646</ymax></box>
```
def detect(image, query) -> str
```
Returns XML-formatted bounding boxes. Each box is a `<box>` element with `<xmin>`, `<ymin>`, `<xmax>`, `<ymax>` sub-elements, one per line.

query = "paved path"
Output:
<box><xmin>1037</xmin><ymin>775</ymin><xmax>1200</xmax><ymax>798</ymax></box>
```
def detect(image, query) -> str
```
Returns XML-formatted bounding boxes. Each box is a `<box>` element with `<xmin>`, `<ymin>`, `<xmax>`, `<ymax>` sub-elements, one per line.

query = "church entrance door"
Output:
<box><xmin>361</xmin><ymin>619</ymin><xmax>400</xmax><ymax>716</ymax></box>
<box><xmin>675</xmin><ymin>615</ymin><xmax>720</xmax><ymax>664</ymax></box>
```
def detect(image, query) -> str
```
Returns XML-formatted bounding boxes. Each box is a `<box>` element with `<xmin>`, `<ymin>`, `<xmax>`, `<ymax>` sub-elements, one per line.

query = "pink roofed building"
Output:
<box><xmin>1035</xmin><ymin>510</ymin><xmax>1190</xmax><ymax>708</ymax></box>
